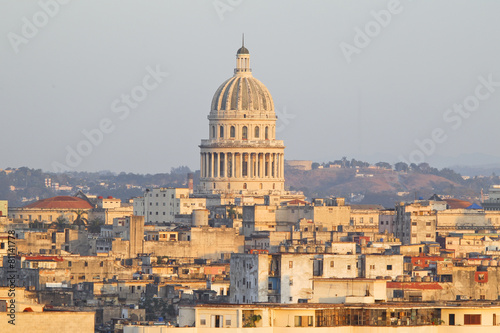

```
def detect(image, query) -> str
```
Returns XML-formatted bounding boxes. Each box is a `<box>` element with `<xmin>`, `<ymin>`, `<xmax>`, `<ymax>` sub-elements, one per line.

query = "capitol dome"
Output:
<box><xmin>210</xmin><ymin>46</ymin><xmax>274</xmax><ymax>112</ymax></box>
<box><xmin>211</xmin><ymin>76</ymin><xmax>274</xmax><ymax>112</ymax></box>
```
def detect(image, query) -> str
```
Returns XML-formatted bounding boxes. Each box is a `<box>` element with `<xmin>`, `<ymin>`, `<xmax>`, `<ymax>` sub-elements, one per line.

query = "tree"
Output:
<box><xmin>87</xmin><ymin>217</ymin><xmax>104</xmax><ymax>234</ymax></box>
<box><xmin>375</xmin><ymin>162</ymin><xmax>392</xmax><ymax>170</ymax></box>
<box><xmin>72</xmin><ymin>209</ymin><xmax>88</xmax><ymax>227</ymax></box>
<box><xmin>312</xmin><ymin>162</ymin><xmax>320</xmax><ymax>170</ymax></box>
<box><xmin>394</xmin><ymin>162</ymin><xmax>408</xmax><ymax>172</ymax></box>
<box><xmin>50</xmin><ymin>215</ymin><xmax>69</xmax><ymax>232</ymax></box>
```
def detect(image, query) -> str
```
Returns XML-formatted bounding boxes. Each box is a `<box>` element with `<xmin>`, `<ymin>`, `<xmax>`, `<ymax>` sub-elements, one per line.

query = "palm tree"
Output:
<box><xmin>87</xmin><ymin>218</ymin><xmax>104</xmax><ymax>234</ymax></box>
<box><xmin>72</xmin><ymin>209</ymin><xmax>88</xmax><ymax>227</ymax></box>
<box><xmin>50</xmin><ymin>215</ymin><xmax>69</xmax><ymax>232</ymax></box>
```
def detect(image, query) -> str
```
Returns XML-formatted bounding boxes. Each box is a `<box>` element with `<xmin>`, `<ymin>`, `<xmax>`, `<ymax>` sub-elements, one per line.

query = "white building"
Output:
<box><xmin>133</xmin><ymin>188</ymin><xmax>206</xmax><ymax>224</ymax></box>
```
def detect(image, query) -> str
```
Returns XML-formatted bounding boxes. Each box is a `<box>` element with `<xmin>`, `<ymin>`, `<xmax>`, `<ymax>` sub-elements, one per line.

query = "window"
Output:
<box><xmin>242</xmin><ymin>126</ymin><xmax>248</xmax><ymax>140</ymax></box>
<box><xmin>0</xmin><ymin>243</ymin><xmax>4</xmax><ymax>249</ymax></box>
<box><xmin>220</xmin><ymin>126</ymin><xmax>224</xmax><ymax>138</ymax></box>
<box><xmin>230</xmin><ymin>126</ymin><xmax>235</xmax><ymax>138</ymax></box>
<box><xmin>411</xmin><ymin>222</ymin><xmax>417</xmax><ymax>226</ymax></box>
<box><xmin>289</xmin><ymin>261</ymin><xmax>293</xmax><ymax>268</ymax></box>
<box><xmin>426</xmin><ymin>234</ymin><xmax>432</xmax><ymax>238</ymax></box>
<box><xmin>289</xmin><ymin>278</ymin><xmax>293</xmax><ymax>286</ymax></box>
<box><xmin>84</xmin><ymin>261</ymin><xmax>88</xmax><ymax>267</ymax></box>
<box><xmin>294</xmin><ymin>316</ymin><xmax>313</xmax><ymax>327</ymax></box>
<box><xmin>464</xmin><ymin>314</ymin><xmax>481</xmax><ymax>325</ymax></box>
<box><xmin>212</xmin><ymin>126</ymin><xmax>215</xmax><ymax>138</ymax></box>
<box><xmin>449</xmin><ymin>314</ymin><xmax>455</xmax><ymax>326</ymax></box>
<box><xmin>480</xmin><ymin>295</ymin><xmax>485</xmax><ymax>300</ymax></box>
<box><xmin>265</xmin><ymin>126</ymin><xmax>269</xmax><ymax>139</ymax></box>
<box><xmin>254</xmin><ymin>126</ymin><xmax>259</xmax><ymax>138</ymax></box>
<box><xmin>387</xmin><ymin>265</ymin><xmax>392</xmax><ymax>270</ymax></box>
<box><xmin>370</xmin><ymin>265</ymin><xmax>375</xmax><ymax>270</ymax></box>
<box><xmin>426</xmin><ymin>222</ymin><xmax>432</xmax><ymax>226</ymax></box>
<box><xmin>347</xmin><ymin>265</ymin><xmax>351</xmax><ymax>270</ymax></box>
<box><xmin>330</xmin><ymin>261</ymin><xmax>334</xmax><ymax>268</ymax></box>
<box><xmin>200</xmin><ymin>316</ymin><xmax>206</xmax><ymax>326</ymax></box>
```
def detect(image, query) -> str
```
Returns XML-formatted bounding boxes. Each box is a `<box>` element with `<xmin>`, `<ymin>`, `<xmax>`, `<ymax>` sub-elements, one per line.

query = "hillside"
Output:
<box><xmin>284</xmin><ymin>167</ymin><xmax>480</xmax><ymax>208</ymax></box>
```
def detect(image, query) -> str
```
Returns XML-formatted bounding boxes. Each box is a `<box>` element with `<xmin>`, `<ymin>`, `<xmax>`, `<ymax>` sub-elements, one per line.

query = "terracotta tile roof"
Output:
<box><xmin>444</xmin><ymin>199</ymin><xmax>472</xmax><ymax>209</ymax></box>
<box><xmin>24</xmin><ymin>256</ymin><xmax>64</xmax><ymax>262</ymax></box>
<box><xmin>23</xmin><ymin>196</ymin><xmax>94</xmax><ymax>210</ymax></box>
<box><xmin>387</xmin><ymin>282</ymin><xmax>443</xmax><ymax>290</ymax></box>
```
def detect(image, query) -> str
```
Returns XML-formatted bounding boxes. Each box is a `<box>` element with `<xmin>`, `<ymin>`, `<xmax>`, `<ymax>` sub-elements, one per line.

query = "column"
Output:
<box><xmin>214</xmin><ymin>153</ymin><xmax>219</xmax><ymax>178</ymax></box>
<box><xmin>266</xmin><ymin>153</ymin><xmax>271</xmax><ymax>178</ymax></box>
<box><xmin>231</xmin><ymin>153</ymin><xmax>235</xmax><ymax>178</ymax></box>
<box><xmin>210</xmin><ymin>153</ymin><xmax>214</xmax><ymax>178</ymax></box>
<box><xmin>282</xmin><ymin>153</ymin><xmax>285</xmax><ymax>178</ymax></box>
<box><xmin>220</xmin><ymin>153</ymin><xmax>224</xmax><ymax>178</ymax></box>
<box><xmin>239</xmin><ymin>153</ymin><xmax>243</xmax><ymax>178</ymax></box>
<box><xmin>276</xmin><ymin>153</ymin><xmax>279</xmax><ymax>179</ymax></box>
<box><xmin>200</xmin><ymin>153</ymin><xmax>203</xmax><ymax>179</ymax></box>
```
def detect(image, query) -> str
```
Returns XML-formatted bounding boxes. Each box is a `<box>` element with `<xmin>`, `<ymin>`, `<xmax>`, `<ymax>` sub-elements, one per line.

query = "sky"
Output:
<box><xmin>1</xmin><ymin>0</ymin><xmax>500</xmax><ymax>174</ymax></box>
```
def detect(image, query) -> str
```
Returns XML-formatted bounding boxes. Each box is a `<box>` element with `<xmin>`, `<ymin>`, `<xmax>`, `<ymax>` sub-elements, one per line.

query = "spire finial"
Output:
<box><xmin>242</xmin><ymin>33</ymin><xmax>245</xmax><ymax>47</ymax></box>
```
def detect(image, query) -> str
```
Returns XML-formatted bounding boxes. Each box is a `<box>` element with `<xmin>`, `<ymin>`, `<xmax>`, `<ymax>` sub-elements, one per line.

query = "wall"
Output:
<box><xmin>0</xmin><ymin>312</ymin><xmax>94</xmax><ymax>333</ymax></box>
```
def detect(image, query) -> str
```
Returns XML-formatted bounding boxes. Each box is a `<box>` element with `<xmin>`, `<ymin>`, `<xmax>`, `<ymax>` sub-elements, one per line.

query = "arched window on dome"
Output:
<box><xmin>254</xmin><ymin>126</ymin><xmax>260</xmax><ymax>138</ymax></box>
<box><xmin>242</xmin><ymin>126</ymin><xmax>248</xmax><ymax>140</ymax></box>
<box><xmin>219</xmin><ymin>126</ymin><xmax>224</xmax><ymax>138</ymax></box>
<box><xmin>230</xmin><ymin>126</ymin><xmax>235</xmax><ymax>138</ymax></box>
<box><xmin>212</xmin><ymin>126</ymin><xmax>215</xmax><ymax>139</ymax></box>
<box><xmin>265</xmin><ymin>126</ymin><xmax>269</xmax><ymax>140</ymax></box>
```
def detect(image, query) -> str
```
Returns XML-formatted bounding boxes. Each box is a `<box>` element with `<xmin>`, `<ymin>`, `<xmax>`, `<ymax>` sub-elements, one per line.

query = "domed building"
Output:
<box><xmin>9</xmin><ymin>195</ymin><xmax>94</xmax><ymax>224</ymax></box>
<box><xmin>198</xmin><ymin>43</ymin><xmax>285</xmax><ymax>195</ymax></box>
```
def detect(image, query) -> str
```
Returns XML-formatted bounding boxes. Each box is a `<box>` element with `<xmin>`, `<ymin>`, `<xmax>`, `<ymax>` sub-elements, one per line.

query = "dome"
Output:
<box><xmin>24</xmin><ymin>196</ymin><xmax>94</xmax><ymax>209</ymax></box>
<box><xmin>211</xmin><ymin>76</ymin><xmax>274</xmax><ymax>112</ymax></box>
<box><xmin>237</xmin><ymin>46</ymin><xmax>249</xmax><ymax>54</ymax></box>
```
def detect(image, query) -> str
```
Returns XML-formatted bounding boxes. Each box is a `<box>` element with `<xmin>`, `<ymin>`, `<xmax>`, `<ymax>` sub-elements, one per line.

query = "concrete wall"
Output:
<box><xmin>124</xmin><ymin>325</ymin><xmax>500</xmax><ymax>333</ymax></box>
<box><xmin>0</xmin><ymin>312</ymin><xmax>94</xmax><ymax>333</ymax></box>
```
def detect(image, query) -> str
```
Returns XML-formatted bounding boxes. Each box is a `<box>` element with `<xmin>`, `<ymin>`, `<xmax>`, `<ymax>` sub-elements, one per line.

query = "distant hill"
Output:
<box><xmin>284</xmin><ymin>166</ymin><xmax>488</xmax><ymax>208</ymax></box>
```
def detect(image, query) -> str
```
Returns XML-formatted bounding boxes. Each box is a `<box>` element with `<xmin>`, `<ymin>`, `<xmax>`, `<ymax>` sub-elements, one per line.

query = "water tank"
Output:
<box><xmin>316</xmin><ymin>246</ymin><xmax>325</xmax><ymax>253</ymax></box>
<box><xmin>423</xmin><ymin>276</ymin><xmax>431</xmax><ymax>282</ymax></box>
<box><xmin>489</xmin><ymin>260</ymin><xmax>498</xmax><ymax>266</ymax></box>
<box><xmin>325</xmin><ymin>247</ymin><xmax>333</xmax><ymax>253</ymax></box>
<box><xmin>414</xmin><ymin>276</ymin><xmax>422</xmax><ymax>282</ymax></box>
<box><xmin>192</xmin><ymin>209</ymin><xmax>209</xmax><ymax>227</ymax></box>
<box><xmin>296</xmin><ymin>246</ymin><xmax>305</xmax><ymax>253</ymax></box>
<box><xmin>306</xmin><ymin>246</ymin><xmax>314</xmax><ymax>253</ymax></box>
<box><xmin>279</xmin><ymin>245</ymin><xmax>286</xmax><ymax>253</ymax></box>
<box><xmin>403</xmin><ymin>276</ymin><xmax>411</xmax><ymax>282</ymax></box>
<box><xmin>396</xmin><ymin>275</ymin><xmax>403</xmax><ymax>282</ymax></box>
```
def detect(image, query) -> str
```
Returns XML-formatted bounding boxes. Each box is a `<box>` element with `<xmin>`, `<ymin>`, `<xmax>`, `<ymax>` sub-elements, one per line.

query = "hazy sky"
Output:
<box><xmin>1</xmin><ymin>0</ymin><xmax>500</xmax><ymax>174</ymax></box>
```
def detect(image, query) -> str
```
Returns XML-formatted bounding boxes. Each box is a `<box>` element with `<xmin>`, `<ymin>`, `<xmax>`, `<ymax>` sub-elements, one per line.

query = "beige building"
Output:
<box><xmin>133</xmin><ymin>188</ymin><xmax>206</xmax><ymax>224</ymax></box>
<box><xmin>90</xmin><ymin>196</ymin><xmax>133</xmax><ymax>225</ymax></box>
<box><xmin>198</xmin><ymin>44</ymin><xmax>285</xmax><ymax>195</ymax></box>
<box><xmin>0</xmin><ymin>201</ymin><xmax>7</xmax><ymax>217</ymax></box>
<box><xmin>8</xmin><ymin>196</ymin><xmax>94</xmax><ymax>223</ymax></box>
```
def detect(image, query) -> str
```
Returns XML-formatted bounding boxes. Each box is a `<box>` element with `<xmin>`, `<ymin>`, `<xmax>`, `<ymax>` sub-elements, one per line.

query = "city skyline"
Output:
<box><xmin>1</xmin><ymin>1</ymin><xmax>500</xmax><ymax>174</ymax></box>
